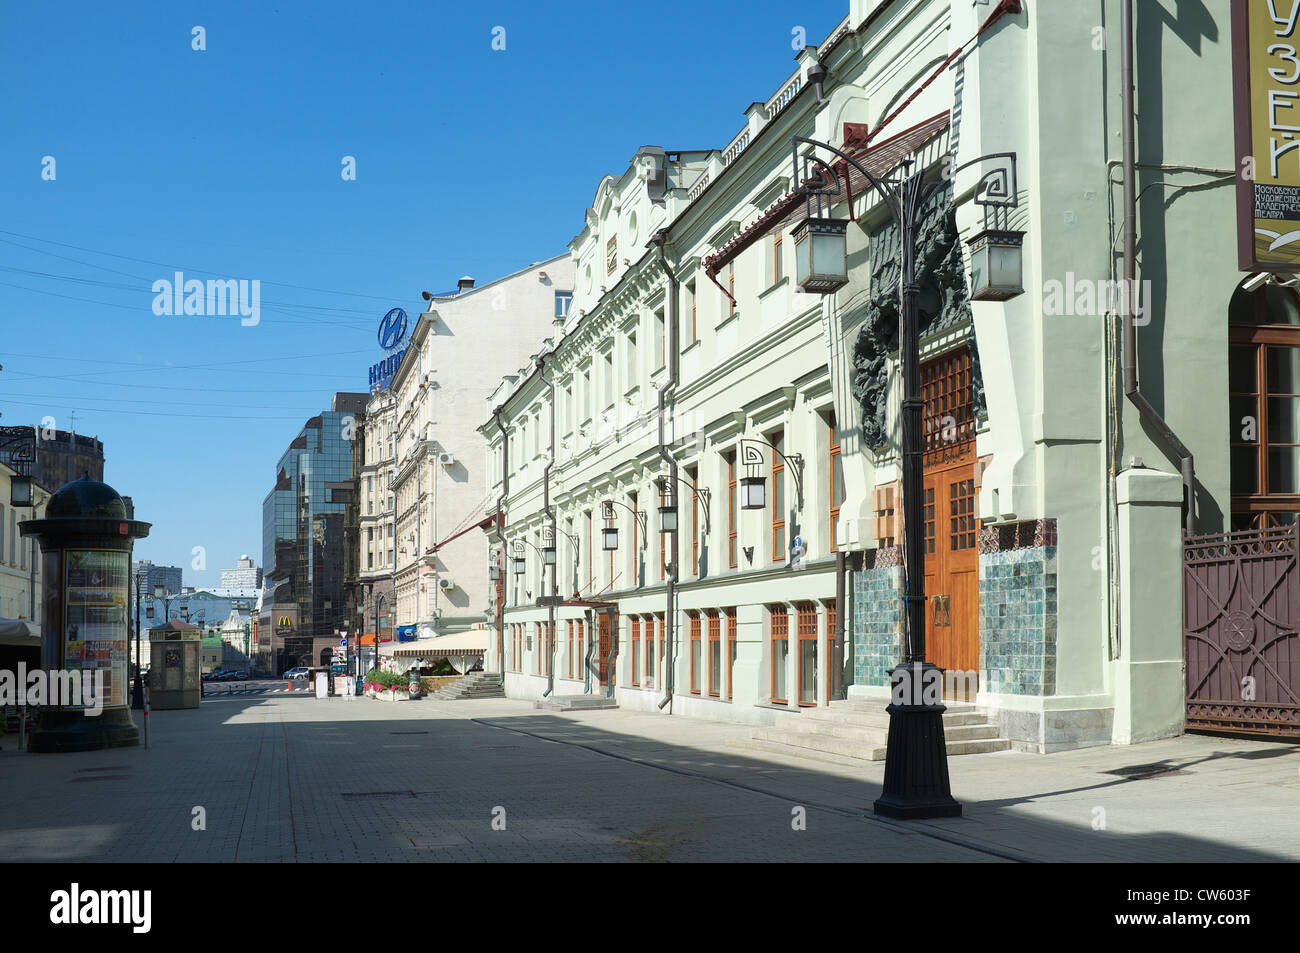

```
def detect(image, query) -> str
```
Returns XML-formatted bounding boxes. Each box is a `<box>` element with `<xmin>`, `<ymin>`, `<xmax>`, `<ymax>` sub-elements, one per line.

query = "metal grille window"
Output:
<box><xmin>644</xmin><ymin>614</ymin><xmax>655</xmax><ymax>687</ymax></box>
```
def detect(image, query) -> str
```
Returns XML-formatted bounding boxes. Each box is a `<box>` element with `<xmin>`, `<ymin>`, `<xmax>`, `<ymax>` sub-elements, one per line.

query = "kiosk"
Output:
<box><xmin>148</xmin><ymin>620</ymin><xmax>201</xmax><ymax>709</ymax></box>
<box><xmin>19</xmin><ymin>475</ymin><xmax>150</xmax><ymax>752</ymax></box>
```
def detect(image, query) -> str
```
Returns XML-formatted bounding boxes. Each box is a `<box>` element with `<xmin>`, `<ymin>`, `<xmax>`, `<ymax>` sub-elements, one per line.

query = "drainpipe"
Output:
<box><xmin>540</xmin><ymin>351</ymin><xmax>558</xmax><ymax>698</ymax></box>
<box><xmin>1120</xmin><ymin>0</ymin><xmax>1195</xmax><ymax>534</ymax></box>
<box><xmin>583</xmin><ymin>607</ymin><xmax>594</xmax><ymax>693</ymax></box>
<box><xmin>651</xmin><ymin>229</ymin><xmax>679</xmax><ymax>711</ymax></box>
<box><xmin>493</xmin><ymin>405</ymin><xmax>508</xmax><ymax>686</ymax></box>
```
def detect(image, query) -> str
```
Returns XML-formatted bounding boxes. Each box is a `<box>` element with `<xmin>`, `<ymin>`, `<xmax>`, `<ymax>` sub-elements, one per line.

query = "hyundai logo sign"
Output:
<box><xmin>370</xmin><ymin>308</ymin><xmax>410</xmax><ymax>393</ymax></box>
<box><xmin>378</xmin><ymin>308</ymin><xmax>408</xmax><ymax>351</ymax></box>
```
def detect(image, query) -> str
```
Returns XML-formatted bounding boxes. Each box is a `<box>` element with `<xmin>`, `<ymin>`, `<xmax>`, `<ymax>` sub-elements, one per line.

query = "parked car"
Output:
<box><xmin>231</xmin><ymin>671</ymin><xmax>248</xmax><ymax>680</ymax></box>
<box><xmin>202</xmin><ymin>669</ymin><xmax>226</xmax><ymax>681</ymax></box>
<box><xmin>283</xmin><ymin>666</ymin><xmax>310</xmax><ymax>680</ymax></box>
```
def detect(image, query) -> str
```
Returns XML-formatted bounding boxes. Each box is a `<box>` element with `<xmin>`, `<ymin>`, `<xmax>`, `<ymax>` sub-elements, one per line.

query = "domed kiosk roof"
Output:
<box><xmin>45</xmin><ymin>474</ymin><xmax>129</xmax><ymax>519</ymax></box>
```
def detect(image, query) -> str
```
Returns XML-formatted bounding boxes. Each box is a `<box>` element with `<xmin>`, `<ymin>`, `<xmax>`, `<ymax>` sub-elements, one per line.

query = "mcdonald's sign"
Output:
<box><xmin>278</xmin><ymin>617</ymin><xmax>292</xmax><ymax>627</ymax></box>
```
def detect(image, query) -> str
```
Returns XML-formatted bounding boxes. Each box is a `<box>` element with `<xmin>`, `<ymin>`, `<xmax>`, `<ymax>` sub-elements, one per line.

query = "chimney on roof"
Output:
<box><xmin>458</xmin><ymin>276</ymin><xmax>475</xmax><ymax>292</ymax></box>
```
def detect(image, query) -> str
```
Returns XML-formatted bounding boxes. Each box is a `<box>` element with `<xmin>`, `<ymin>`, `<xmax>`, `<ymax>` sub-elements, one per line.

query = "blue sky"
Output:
<box><xmin>0</xmin><ymin>0</ymin><xmax>845</xmax><ymax>588</ymax></box>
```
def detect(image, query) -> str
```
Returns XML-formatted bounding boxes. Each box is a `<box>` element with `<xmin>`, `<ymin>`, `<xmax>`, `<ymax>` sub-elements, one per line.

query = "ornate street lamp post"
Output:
<box><xmin>790</xmin><ymin>133</ymin><xmax>1022</xmax><ymax>819</ymax></box>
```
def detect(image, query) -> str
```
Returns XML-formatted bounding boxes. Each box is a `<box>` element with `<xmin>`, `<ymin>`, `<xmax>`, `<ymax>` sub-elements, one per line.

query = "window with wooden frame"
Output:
<box><xmin>770</xmin><ymin>604</ymin><xmax>789</xmax><ymax>705</ymax></box>
<box><xmin>922</xmin><ymin>346</ymin><xmax>975</xmax><ymax>465</ymax></box>
<box><xmin>727</xmin><ymin>262</ymin><xmax>736</xmax><ymax>317</ymax></box>
<box><xmin>1230</xmin><ymin>285</ymin><xmax>1300</xmax><ymax>528</ymax></box>
<box><xmin>824</xmin><ymin>598</ymin><xmax>837</xmax><ymax>699</ymax></box>
<box><xmin>771</xmin><ymin>428</ymin><xmax>786</xmax><ymax>563</ymax></box>
<box><xmin>828</xmin><ymin>411</ymin><xmax>844</xmax><ymax>551</ymax></box>
<box><xmin>689</xmin><ymin>610</ymin><xmax>702</xmax><ymax>694</ymax></box>
<box><xmin>535</xmin><ymin>622</ymin><xmax>544</xmax><ymax>675</ymax></box>
<box><xmin>707</xmin><ymin>609</ymin><xmax>721</xmax><ymax>697</ymax></box>
<box><xmin>630</xmin><ymin>616</ymin><xmax>641</xmax><ymax>687</ymax></box>
<box><xmin>566</xmin><ymin>620</ymin><xmax>574</xmax><ymax>679</ymax></box>
<box><xmin>725</xmin><ymin>606</ymin><xmax>737</xmax><ymax>700</ymax></box>
<box><xmin>796</xmin><ymin>602</ymin><xmax>817</xmax><ymax>707</ymax></box>
<box><xmin>643</xmin><ymin>615</ymin><xmax>655</xmax><ymax>687</ymax></box>
<box><xmin>773</xmin><ymin>232</ymin><xmax>783</xmax><ymax>284</ymax></box>
<box><xmin>726</xmin><ymin>450</ymin><xmax>738</xmax><ymax>568</ymax></box>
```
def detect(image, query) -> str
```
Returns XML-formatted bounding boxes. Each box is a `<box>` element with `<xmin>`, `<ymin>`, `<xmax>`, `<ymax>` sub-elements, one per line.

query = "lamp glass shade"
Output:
<box><xmin>543</xmin><ymin>546</ymin><xmax>556</xmax><ymax>566</ymax></box>
<box><xmin>489</xmin><ymin>566</ymin><xmax>501</xmax><ymax>581</ymax></box>
<box><xmin>658</xmin><ymin>505</ymin><xmax>678</xmax><ymax>534</ymax></box>
<box><xmin>601</xmin><ymin>527</ymin><xmax>618</xmax><ymax>551</ymax></box>
<box><xmin>740</xmin><ymin>475</ymin><xmax>766</xmax><ymax>510</ymax></box>
<box><xmin>967</xmin><ymin>229</ymin><xmax>1024</xmax><ymax>301</ymax></box>
<box><xmin>512</xmin><ymin>557</ymin><xmax>526</xmax><ymax>576</ymax></box>
<box><xmin>9</xmin><ymin>475</ymin><xmax>32</xmax><ymax>507</ymax></box>
<box><xmin>793</xmin><ymin>218</ymin><xmax>849</xmax><ymax>294</ymax></box>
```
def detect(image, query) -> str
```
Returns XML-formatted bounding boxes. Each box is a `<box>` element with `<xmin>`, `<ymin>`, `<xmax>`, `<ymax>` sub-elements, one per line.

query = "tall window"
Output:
<box><xmin>630</xmin><ymin>491</ymin><xmax>639</xmax><ymax>588</ymax></box>
<box><xmin>645</xmin><ymin>614</ymin><xmax>656</xmax><ymax>687</ymax></box>
<box><xmin>725</xmin><ymin>607</ymin><xmax>737</xmax><ymax>700</ymax></box>
<box><xmin>659</xmin><ymin>484</ymin><xmax>668</xmax><ymax>580</ymax></box>
<box><xmin>631</xmin><ymin>616</ymin><xmax>641</xmax><ymax>687</ymax></box>
<box><xmin>771</xmin><ymin>429</ymin><xmax>786</xmax><ymax>562</ymax></box>
<box><xmin>583</xmin><ymin>366</ymin><xmax>592</xmax><ymax>421</ymax></box>
<box><xmin>773</xmin><ymin>233</ymin><xmax>783</xmax><ymax>284</ymax></box>
<box><xmin>726</xmin><ymin>450</ymin><xmax>738</xmax><ymax>568</ymax></box>
<box><xmin>576</xmin><ymin>620</ymin><xmax>585</xmax><ymax>677</ymax></box>
<box><xmin>707</xmin><ymin>609</ymin><xmax>721</xmax><ymax>697</ymax></box>
<box><xmin>586</xmin><ymin>511</ymin><xmax>594</xmax><ymax>593</ymax></box>
<box><xmin>1230</xmin><ymin>286</ymin><xmax>1300</xmax><ymax>528</ymax></box>
<box><xmin>689</xmin><ymin>611</ymin><xmax>701</xmax><ymax>694</ymax></box>
<box><xmin>656</xmin><ymin>612</ymin><xmax>665</xmax><ymax>681</ymax></box>
<box><xmin>727</xmin><ymin>262</ymin><xmax>736</xmax><ymax>317</ymax></box>
<box><xmin>603</xmin><ymin>349</ymin><xmax>614</xmax><ymax>409</ymax></box>
<box><xmin>687</xmin><ymin>465</ymin><xmax>699</xmax><ymax>576</ymax></box>
<box><xmin>555</xmin><ymin>290</ymin><xmax>573</xmax><ymax>318</ymax></box>
<box><xmin>770</xmin><ymin>605</ymin><xmax>789</xmax><ymax>704</ymax></box>
<box><xmin>566</xmin><ymin>620</ymin><xmax>574</xmax><ymax>678</ymax></box>
<box><xmin>829</xmin><ymin>411</ymin><xmax>844</xmax><ymax>551</ymax></box>
<box><xmin>627</xmin><ymin>331</ymin><xmax>638</xmax><ymax>391</ymax></box>
<box><xmin>655</xmin><ymin>308</ymin><xmax>666</xmax><ymax>370</ymax></box>
<box><xmin>687</xmin><ymin>280</ymin><xmax>697</xmax><ymax>344</ymax></box>
<box><xmin>797</xmin><ymin>602</ymin><xmax>817</xmax><ymax>706</ymax></box>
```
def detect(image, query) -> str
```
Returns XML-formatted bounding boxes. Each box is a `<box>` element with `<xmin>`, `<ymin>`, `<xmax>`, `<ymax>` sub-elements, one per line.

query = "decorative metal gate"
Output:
<box><xmin>1184</xmin><ymin>524</ymin><xmax>1300</xmax><ymax>735</ymax></box>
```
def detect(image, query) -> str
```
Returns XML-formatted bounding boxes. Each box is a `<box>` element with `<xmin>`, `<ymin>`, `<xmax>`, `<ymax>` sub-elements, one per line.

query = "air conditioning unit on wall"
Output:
<box><xmin>438</xmin><ymin>452</ymin><xmax>454</xmax><ymax>466</ymax></box>
<box><xmin>438</xmin><ymin>577</ymin><xmax>455</xmax><ymax>590</ymax></box>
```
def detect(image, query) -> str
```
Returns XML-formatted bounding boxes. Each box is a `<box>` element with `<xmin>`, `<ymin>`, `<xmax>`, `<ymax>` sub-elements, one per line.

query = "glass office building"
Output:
<box><xmin>262</xmin><ymin>392</ymin><xmax>366</xmax><ymax>674</ymax></box>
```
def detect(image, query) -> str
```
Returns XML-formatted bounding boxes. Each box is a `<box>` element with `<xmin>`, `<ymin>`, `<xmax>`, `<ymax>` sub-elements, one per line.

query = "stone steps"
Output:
<box><xmin>431</xmin><ymin>673</ymin><xmax>505</xmax><ymax>700</ymax></box>
<box><xmin>730</xmin><ymin>699</ymin><xmax>1011</xmax><ymax>763</ymax></box>
<box><xmin>534</xmin><ymin>694</ymin><xmax>619</xmax><ymax>711</ymax></box>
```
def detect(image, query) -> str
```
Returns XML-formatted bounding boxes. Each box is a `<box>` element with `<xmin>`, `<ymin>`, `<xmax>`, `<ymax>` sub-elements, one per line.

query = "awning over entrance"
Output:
<box><xmin>383</xmin><ymin>629</ymin><xmax>489</xmax><ymax>659</ymax></box>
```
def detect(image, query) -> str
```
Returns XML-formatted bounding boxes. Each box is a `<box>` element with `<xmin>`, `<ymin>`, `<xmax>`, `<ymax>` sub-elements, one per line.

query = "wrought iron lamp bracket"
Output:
<box><xmin>655</xmin><ymin>475</ymin><xmax>712</xmax><ymax>534</ymax></box>
<box><xmin>739</xmin><ymin>438</ymin><xmax>805</xmax><ymax>512</ymax></box>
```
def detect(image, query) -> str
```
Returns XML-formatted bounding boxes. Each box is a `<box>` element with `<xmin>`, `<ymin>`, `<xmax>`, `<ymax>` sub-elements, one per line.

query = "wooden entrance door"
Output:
<box><xmin>920</xmin><ymin>348</ymin><xmax>979</xmax><ymax>694</ymax></box>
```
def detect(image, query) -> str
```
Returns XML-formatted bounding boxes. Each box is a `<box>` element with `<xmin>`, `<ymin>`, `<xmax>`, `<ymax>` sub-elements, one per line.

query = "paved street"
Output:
<box><xmin>1</xmin><ymin>693</ymin><xmax>1297</xmax><ymax>862</ymax></box>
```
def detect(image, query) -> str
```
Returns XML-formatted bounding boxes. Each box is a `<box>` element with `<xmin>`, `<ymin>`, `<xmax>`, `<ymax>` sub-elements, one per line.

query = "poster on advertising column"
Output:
<box><xmin>63</xmin><ymin>549</ymin><xmax>130</xmax><ymax>709</ymax></box>
<box><xmin>1235</xmin><ymin>0</ymin><xmax>1300</xmax><ymax>271</ymax></box>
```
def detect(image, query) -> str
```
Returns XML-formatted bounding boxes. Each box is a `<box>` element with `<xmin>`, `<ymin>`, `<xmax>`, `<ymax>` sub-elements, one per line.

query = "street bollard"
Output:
<box><xmin>144</xmin><ymin>697</ymin><xmax>151</xmax><ymax>750</ymax></box>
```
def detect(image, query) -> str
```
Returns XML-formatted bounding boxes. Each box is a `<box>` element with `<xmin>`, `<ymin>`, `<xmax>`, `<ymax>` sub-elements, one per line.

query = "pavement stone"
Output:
<box><xmin>1</xmin><ymin>691</ymin><xmax>1296</xmax><ymax>862</ymax></box>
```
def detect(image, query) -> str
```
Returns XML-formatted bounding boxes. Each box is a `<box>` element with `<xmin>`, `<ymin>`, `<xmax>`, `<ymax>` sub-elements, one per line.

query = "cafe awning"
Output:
<box><xmin>382</xmin><ymin>629</ymin><xmax>489</xmax><ymax>659</ymax></box>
